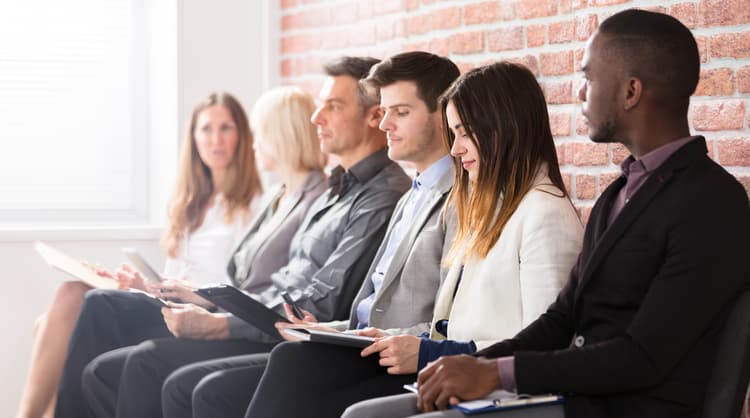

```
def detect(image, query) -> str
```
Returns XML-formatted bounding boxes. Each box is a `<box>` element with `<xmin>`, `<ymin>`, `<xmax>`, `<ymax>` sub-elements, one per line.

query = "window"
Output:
<box><xmin>0</xmin><ymin>0</ymin><xmax>149</xmax><ymax>227</ymax></box>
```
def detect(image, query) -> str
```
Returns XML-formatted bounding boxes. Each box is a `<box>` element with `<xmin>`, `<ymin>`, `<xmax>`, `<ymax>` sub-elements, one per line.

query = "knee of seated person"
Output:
<box><xmin>162</xmin><ymin>369</ymin><xmax>190</xmax><ymax>405</ymax></box>
<box><xmin>55</xmin><ymin>280</ymin><xmax>90</xmax><ymax>303</ymax></box>
<box><xmin>128</xmin><ymin>339</ymin><xmax>160</xmax><ymax>361</ymax></box>
<box><xmin>32</xmin><ymin>312</ymin><xmax>48</xmax><ymax>336</ymax></box>
<box><xmin>271</xmin><ymin>341</ymin><xmax>307</xmax><ymax>359</ymax></box>
<box><xmin>192</xmin><ymin>373</ymin><xmax>224</xmax><ymax>406</ymax></box>
<box><xmin>82</xmin><ymin>355</ymin><xmax>105</xmax><ymax>386</ymax></box>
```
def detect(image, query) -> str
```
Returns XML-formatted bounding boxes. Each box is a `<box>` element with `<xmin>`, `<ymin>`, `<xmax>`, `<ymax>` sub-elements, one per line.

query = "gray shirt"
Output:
<box><xmin>228</xmin><ymin>148</ymin><xmax>411</xmax><ymax>340</ymax></box>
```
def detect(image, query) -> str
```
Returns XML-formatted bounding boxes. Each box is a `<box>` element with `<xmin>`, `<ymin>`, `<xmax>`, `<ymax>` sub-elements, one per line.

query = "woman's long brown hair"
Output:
<box><xmin>442</xmin><ymin>62</ymin><xmax>567</xmax><ymax>264</ymax></box>
<box><xmin>162</xmin><ymin>92</ymin><xmax>262</xmax><ymax>258</ymax></box>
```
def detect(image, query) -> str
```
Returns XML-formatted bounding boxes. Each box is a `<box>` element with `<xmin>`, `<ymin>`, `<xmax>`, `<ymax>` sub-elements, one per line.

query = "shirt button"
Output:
<box><xmin>574</xmin><ymin>335</ymin><xmax>585</xmax><ymax>347</ymax></box>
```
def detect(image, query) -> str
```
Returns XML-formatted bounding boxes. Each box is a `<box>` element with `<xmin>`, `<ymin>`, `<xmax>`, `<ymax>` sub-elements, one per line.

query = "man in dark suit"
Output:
<box><xmin>344</xmin><ymin>9</ymin><xmax>750</xmax><ymax>418</ymax></box>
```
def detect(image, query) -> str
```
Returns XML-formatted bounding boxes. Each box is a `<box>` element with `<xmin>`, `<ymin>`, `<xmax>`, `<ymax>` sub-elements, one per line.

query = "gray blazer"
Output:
<box><xmin>226</xmin><ymin>170</ymin><xmax>327</xmax><ymax>294</ymax></box>
<box><xmin>331</xmin><ymin>166</ymin><xmax>456</xmax><ymax>336</ymax></box>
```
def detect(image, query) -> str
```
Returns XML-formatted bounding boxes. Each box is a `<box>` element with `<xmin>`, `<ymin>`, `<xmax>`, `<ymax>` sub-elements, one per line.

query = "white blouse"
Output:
<box><xmin>162</xmin><ymin>195</ymin><xmax>257</xmax><ymax>287</ymax></box>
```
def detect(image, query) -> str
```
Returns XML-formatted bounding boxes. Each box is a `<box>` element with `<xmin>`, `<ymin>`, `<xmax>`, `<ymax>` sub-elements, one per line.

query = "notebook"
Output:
<box><xmin>34</xmin><ymin>241</ymin><xmax>118</xmax><ymax>289</ymax></box>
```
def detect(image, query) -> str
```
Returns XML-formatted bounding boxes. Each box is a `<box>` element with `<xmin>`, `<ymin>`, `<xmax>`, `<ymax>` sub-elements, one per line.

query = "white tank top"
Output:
<box><xmin>162</xmin><ymin>195</ymin><xmax>257</xmax><ymax>286</ymax></box>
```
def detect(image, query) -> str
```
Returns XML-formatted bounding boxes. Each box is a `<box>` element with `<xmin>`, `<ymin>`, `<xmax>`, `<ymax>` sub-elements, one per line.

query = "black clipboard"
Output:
<box><xmin>282</xmin><ymin>328</ymin><xmax>375</xmax><ymax>348</ymax></box>
<box><xmin>194</xmin><ymin>285</ymin><xmax>289</xmax><ymax>338</ymax></box>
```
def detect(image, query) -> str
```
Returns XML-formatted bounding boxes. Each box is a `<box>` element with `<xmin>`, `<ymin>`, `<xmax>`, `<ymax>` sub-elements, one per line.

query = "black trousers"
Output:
<box><xmin>245</xmin><ymin>341</ymin><xmax>416</xmax><ymax>418</ymax></box>
<box><xmin>54</xmin><ymin>289</ymin><xmax>172</xmax><ymax>418</ymax></box>
<box><xmin>162</xmin><ymin>353</ymin><xmax>270</xmax><ymax>418</ymax></box>
<box><xmin>83</xmin><ymin>337</ymin><xmax>274</xmax><ymax>418</ymax></box>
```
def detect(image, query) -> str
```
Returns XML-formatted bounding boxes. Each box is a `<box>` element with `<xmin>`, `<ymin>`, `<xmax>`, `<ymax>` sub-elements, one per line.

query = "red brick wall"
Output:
<box><xmin>279</xmin><ymin>0</ymin><xmax>750</xmax><ymax>223</ymax></box>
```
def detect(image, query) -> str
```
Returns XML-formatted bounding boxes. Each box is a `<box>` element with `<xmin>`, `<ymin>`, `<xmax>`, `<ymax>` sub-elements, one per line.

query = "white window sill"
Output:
<box><xmin>0</xmin><ymin>226</ymin><xmax>163</xmax><ymax>242</ymax></box>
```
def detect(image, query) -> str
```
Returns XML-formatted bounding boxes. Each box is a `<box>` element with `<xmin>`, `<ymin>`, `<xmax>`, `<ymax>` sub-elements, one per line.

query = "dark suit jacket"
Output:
<box><xmin>476</xmin><ymin>137</ymin><xmax>750</xmax><ymax>418</ymax></box>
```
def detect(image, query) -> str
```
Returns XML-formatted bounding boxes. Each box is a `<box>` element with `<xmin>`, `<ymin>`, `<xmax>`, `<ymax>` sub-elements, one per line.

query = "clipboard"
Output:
<box><xmin>122</xmin><ymin>248</ymin><xmax>163</xmax><ymax>283</ymax></box>
<box><xmin>282</xmin><ymin>328</ymin><xmax>375</xmax><ymax>348</ymax></box>
<box><xmin>194</xmin><ymin>285</ymin><xmax>290</xmax><ymax>339</ymax></box>
<box><xmin>403</xmin><ymin>384</ymin><xmax>563</xmax><ymax>414</ymax></box>
<box><xmin>34</xmin><ymin>241</ymin><xmax>117</xmax><ymax>290</ymax></box>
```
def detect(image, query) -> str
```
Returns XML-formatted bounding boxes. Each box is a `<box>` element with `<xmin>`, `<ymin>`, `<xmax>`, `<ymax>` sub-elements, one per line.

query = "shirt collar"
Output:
<box><xmin>620</xmin><ymin>136</ymin><xmax>699</xmax><ymax>177</ymax></box>
<box><xmin>328</xmin><ymin>147</ymin><xmax>391</xmax><ymax>196</ymax></box>
<box><xmin>413</xmin><ymin>155</ymin><xmax>452</xmax><ymax>191</ymax></box>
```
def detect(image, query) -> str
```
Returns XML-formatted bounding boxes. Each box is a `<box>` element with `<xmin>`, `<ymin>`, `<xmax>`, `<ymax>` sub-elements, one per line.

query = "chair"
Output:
<box><xmin>701</xmin><ymin>288</ymin><xmax>750</xmax><ymax>418</ymax></box>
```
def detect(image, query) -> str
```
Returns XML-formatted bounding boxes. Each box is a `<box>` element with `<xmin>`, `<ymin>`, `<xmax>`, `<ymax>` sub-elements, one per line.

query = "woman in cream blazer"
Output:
<box><xmin>341</xmin><ymin>61</ymin><xmax>584</xmax><ymax>418</ymax></box>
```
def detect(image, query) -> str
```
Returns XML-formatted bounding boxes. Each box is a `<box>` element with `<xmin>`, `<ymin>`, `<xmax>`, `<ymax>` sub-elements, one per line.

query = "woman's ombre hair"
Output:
<box><xmin>162</xmin><ymin>92</ymin><xmax>262</xmax><ymax>258</ymax></box>
<box><xmin>441</xmin><ymin>62</ymin><xmax>567</xmax><ymax>264</ymax></box>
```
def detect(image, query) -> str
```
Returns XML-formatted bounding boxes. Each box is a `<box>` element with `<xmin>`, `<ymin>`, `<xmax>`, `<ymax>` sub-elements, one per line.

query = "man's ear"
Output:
<box><xmin>366</xmin><ymin>105</ymin><xmax>383</xmax><ymax>128</ymax></box>
<box><xmin>623</xmin><ymin>76</ymin><xmax>643</xmax><ymax>111</ymax></box>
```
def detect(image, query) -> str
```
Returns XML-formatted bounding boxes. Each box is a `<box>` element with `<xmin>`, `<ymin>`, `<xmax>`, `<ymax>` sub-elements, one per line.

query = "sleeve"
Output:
<box><xmin>417</xmin><ymin>338</ymin><xmax>477</xmax><ymax>371</ymax></box>
<box><xmin>259</xmin><ymin>187</ymin><xmax>404</xmax><ymax>322</ymax></box>
<box><xmin>518</xmin><ymin>195</ymin><xmax>583</xmax><ymax>327</ymax></box>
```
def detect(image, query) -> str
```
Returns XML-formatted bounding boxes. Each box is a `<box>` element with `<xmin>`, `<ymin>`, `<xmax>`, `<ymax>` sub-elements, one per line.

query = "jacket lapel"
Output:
<box><xmin>375</xmin><ymin>168</ymin><xmax>454</xmax><ymax>300</ymax></box>
<box><xmin>574</xmin><ymin>139</ymin><xmax>704</xmax><ymax>299</ymax></box>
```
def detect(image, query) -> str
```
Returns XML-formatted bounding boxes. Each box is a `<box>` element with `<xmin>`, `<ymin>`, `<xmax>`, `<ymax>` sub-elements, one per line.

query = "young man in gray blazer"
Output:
<box><xmin>158</xmin><ymin>51</ymin><xmax>462</xmax><ymax>418</ymax></box>
<box><xmin>54</xmin><ymin>57</ymin><xmax>413</xmax><ymax>418</ymax></box>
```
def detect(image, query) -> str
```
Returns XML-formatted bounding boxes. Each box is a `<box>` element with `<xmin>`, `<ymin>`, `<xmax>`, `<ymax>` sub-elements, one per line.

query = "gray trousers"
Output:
<box><xmin>342</xmin><ymin>393</ymin><xmax>565</xmax><ymax>418</ymax></box>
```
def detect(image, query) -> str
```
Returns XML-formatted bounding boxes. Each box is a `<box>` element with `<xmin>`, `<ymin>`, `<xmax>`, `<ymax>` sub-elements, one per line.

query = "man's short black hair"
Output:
<box><xmin>323</xmin><ymin>56</ymin><xmax>381</xmax><ymax>109</ymax></box>
<box><xmin>364</xmin><ymin>51</ymin><xmax>460</xmax><ymax>112</ymax></box>
<box><xmin>598</xmin><ymin>9</ymin><xmax>700</xmax><ymax>114</ymax></box>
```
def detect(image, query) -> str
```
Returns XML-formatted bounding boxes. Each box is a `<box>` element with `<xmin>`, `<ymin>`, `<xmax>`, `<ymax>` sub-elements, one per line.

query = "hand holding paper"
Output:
<box><xmin>360</xmin><ymin>334</ymin><xmax>420</xmax><ymax>375</ymax></box>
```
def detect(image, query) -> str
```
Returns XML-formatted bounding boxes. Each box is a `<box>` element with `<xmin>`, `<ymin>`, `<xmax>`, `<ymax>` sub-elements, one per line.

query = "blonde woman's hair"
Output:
<box><xmin>250</xmin><ymin>86</ymin><xmax>327</xmax><ymax>172</ymax></box>
<box><xmin>162</xmin><ymin>92</ymin><xmax>263</xmax><ymax>258</ymax></box>
<box><xmin>441</xmin><ymin>62</ymin><xmax>568</xmax><ymax>265</ymax></box>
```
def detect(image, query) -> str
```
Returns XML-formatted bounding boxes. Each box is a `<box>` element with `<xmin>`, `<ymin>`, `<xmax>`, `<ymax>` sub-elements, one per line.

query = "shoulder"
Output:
<box><xmin>366</xmin><ymin>161</ymin><xmax>411</xmax><ymax>191</ymax></box>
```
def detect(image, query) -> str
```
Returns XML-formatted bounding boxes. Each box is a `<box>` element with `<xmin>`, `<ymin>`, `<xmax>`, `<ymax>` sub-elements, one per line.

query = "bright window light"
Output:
<box><xmin>0</xmin><ymin>0</ymin><xmax>148</xmax><ymax>227</ymax></box>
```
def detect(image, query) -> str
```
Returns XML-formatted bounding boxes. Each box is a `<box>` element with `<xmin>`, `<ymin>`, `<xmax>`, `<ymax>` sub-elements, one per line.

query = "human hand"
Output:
<box><xmin>416</xmin><ymin>355</ymin><xmax>499</xmax><ymax>412</ymax></box>
<box><xmin>114</xmin><ymin>263</ymin><xmax>147</xmax><ymax>291</ymax></box>
<box><xmin>148</xmin><ymin>278</ymin><xmax>210</xmax><ymax>307</ymax></box>
<box><xmin>360</xmin><ymin>335</ymin><xmax>421</xmax><ymax>374</ymax></box>
<box><xmin>81</xmin><ymin>261</ymin><xmax>114</xmax><ymax>279</ymax></box>
<box><xmin>282</xmin><ymin>303</ymin><xmax>317</xmax><ymax>323</ymax></box>
<box><xmin>357</xmin><ymin>327</ymin><xmax>387</xmax><ymax>338</ymax></box>
<box><xmin>161</xmin><ymin>301</ymin><xmax>229</xmax><ymax>339</ymax></box>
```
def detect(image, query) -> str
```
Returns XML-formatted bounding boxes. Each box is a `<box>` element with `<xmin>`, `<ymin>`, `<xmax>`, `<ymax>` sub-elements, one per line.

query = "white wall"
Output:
<box><xmin>0</xmin><ymin>1</ymin><xmax>279</xmax><ymax>415</ymax></box>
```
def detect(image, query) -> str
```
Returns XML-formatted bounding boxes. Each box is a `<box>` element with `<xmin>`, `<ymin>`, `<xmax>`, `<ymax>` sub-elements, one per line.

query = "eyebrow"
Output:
<box><xmin>452</xmin><ymin>123</ymin><xmax>464</xmax><ymax>131</ymax></box>
<box><xmin>383</xmin><ymin>103</ymin><xmax>413</xmax><ymax>109</ymax></box>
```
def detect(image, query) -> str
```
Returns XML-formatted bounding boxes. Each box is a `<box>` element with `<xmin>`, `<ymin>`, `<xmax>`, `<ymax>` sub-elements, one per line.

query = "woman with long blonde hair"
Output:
<box><xmin>16</xmin><ymin>92</ymin><xmax>262</xmax><ymax>418</ymax></box>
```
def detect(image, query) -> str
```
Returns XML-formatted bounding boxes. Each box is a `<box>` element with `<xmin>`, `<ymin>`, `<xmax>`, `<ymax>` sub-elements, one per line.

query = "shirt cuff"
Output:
<box><xmin>496</xmin><ymin>356</ymin><xmax>517</xmax><ymax>392</ymax></box>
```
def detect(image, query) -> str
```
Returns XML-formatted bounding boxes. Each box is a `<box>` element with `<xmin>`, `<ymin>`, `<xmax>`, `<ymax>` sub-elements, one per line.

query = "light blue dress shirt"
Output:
<box><xmin>355</xmin><ymin>155</ymin><xmax>453</xmax><ymax>328</ymax></box>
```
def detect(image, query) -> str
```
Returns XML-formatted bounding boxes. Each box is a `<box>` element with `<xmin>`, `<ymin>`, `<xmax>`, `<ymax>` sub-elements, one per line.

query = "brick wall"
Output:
<box><xmin>279</xmin><ymin>0</ymin><xmax>750</xmax><ymax>223</ymax></box>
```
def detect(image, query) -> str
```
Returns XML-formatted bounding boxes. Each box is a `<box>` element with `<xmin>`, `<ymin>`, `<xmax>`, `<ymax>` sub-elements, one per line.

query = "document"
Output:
<box><xmin>34</xmin><ymin>241</ymin><xmax>117</xmax><ymax>289</ymax></box>
<box><xmin>282</xmin><ymin>328</ymin><xmax>375</xmax><ymax>349</ymax></box>
<box><xmin>403</xmin><ymin>383</ymin><xmax>563</xmax><ymax>414</ymax></box>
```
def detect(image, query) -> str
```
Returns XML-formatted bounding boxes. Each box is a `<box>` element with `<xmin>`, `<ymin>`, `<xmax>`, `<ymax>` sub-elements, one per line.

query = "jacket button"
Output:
<box><xmin>574</xmin><ymin>335</ymin><xmax>585</xmax><ymax>347</ymax></box>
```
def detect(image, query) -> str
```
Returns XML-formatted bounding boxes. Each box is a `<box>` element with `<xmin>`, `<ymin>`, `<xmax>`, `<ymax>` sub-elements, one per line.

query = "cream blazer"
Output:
<box><xmin>430</xmin><ymin>175</ymin><xmax>583</xmax><ymax>350</ymax></box>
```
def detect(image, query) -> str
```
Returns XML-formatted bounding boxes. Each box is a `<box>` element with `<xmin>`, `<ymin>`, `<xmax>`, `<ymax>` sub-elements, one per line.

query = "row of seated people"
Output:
<box><xmin>16</xmin><ymin>9</ymin><xmax>749</xmax><ymax>418</ymax></box>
